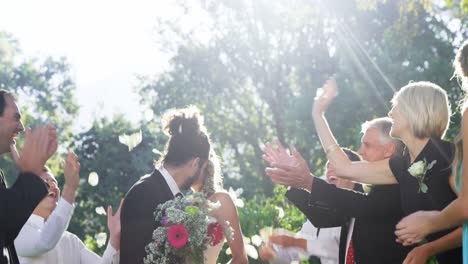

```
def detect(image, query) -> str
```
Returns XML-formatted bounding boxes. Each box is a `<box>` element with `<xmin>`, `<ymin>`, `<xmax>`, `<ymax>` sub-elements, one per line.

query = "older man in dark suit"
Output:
<box><xmin>265</xmin><ymin>118</ymin><xmax>413</xmax><ymax>264</ymax></box>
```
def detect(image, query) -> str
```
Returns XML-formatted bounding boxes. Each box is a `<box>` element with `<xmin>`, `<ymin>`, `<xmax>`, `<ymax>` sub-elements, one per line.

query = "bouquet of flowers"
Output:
<box><xmin>144</xmin><ymin>192</ymin><xmax>232</xmax><ymax>264</ymax></box>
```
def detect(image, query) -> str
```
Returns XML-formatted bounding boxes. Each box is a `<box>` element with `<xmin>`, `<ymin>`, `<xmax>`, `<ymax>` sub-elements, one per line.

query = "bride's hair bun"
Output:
<box><xmin>160</xmin><ymin>106</ymin><xmax>211</xmax><ymax>167</ymax></box>
<box><xmin>162</xmin><ymin>106</ymin><xmax>206</xmax><ymax>138</ymax></box>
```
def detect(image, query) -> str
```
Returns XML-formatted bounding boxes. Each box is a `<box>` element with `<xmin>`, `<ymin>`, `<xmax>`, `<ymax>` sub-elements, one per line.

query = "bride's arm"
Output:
<box><xmin>210</xmin><ymin>192</ymin><xmax>248</xmax><ymax>264</ymax></box>
<box><xmin>312</xmin><ymin>80</ymin><xmax>396</xmax><ymax>184</ymax></box>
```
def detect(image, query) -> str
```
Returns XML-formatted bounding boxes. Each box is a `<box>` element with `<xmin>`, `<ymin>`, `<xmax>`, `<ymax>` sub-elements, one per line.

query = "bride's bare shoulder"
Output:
<box><xmin>209</xmin><ymin>191</ymin><xmax>235</xmax><ymax>209</ymax></box>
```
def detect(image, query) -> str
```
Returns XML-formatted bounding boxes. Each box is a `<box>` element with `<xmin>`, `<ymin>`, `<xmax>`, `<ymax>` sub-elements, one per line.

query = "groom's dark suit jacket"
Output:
<box><xmin>1</xmin><ymin>171</ymin><xmax>48</xmax><ymax>264</ymax></box>
<box><xmin>120</xmin><ymin>169</ymin><xmax>175</xmax><ymax>264</ymax></box>
<box><xmin>286</xmin><ymin>178</ymin><xmax>414</xmax><ymax>264</ymax></box>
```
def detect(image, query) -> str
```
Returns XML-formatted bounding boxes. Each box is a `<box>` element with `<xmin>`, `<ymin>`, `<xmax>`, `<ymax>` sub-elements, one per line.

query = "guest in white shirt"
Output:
<box><xmin>259</xmin><ymin>220</ymin><xmax>341</xmax><ymax>264</ymax></box>
<box><xmin>259</xmin><ymin>149</ymin><xmax>360</xmax><ymax>264</ymax></box>
<box><xmin>14</xmin><ymin>152</ymin><xmax>121</xmax><ymax>264</ymax></box>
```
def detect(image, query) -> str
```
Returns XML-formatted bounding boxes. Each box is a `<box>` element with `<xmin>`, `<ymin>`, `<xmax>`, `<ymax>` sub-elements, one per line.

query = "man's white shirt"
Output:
<box><xmin>14</xmin><ymin>198</ymin><xmax>119</xmax><ymax>264</ymax></box>
<box><xmin>158</xmin><ymin>166</ymin><xmax>180</xmax><ymax>196</ymax></box>
<box><xmin>271</xmin><ymin>220</ymin><xmax>340</xmax><ymax>264</ymax></box>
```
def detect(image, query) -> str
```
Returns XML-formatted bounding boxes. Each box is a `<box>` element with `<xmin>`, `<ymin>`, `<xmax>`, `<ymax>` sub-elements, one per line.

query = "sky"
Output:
<box><xmin>0</xmin><ymin>0</ymin><xmax>179</xmax><ymax>130</ymax></box>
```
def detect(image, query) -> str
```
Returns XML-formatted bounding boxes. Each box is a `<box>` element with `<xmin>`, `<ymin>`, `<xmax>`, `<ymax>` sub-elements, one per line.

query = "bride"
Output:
<box><xmin>191</xmin><ymin>154</ymin><xmax>248</xmax><ymax>264</ymax></box>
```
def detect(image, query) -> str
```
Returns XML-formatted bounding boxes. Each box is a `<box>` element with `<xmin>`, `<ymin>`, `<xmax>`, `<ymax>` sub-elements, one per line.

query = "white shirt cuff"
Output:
<box><xmin>54</xmin><ymin>198</ymin><xmax>75</xmax><ymax>218</ymax></box>
<box><xmin>102</xmin><ymin>242</ymin><xmax>119</xmax><ymax>262</ymax></box>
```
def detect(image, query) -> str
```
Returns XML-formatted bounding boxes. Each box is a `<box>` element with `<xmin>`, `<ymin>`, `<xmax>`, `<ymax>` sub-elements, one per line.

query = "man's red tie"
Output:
<box><xmin>346</xmin><ymin>240</ymin><xmax>355</xmax><ymax>264</ymax></box>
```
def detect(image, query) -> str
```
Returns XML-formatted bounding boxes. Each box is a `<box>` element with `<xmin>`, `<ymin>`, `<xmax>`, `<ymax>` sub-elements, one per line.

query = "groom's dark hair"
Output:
<box><xmin>160</xmin><ymin>106</ymin><xmax>211</xmax><ymax>167</ymax></box>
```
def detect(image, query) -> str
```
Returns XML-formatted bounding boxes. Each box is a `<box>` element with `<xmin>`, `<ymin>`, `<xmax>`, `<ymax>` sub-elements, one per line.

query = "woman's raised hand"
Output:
<box><xmin>312</xmin><ymin>79</ymin><xmax>338</xmax><ymax>116</ymax></box>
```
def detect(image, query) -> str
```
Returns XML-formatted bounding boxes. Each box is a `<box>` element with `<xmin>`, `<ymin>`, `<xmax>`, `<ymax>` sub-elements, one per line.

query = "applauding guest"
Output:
<box><xmin>0</xmin><ymin>90</ymin><xmax>58</xmax><ymax>264</ymax></box>
<box><xmin>265</xmin><ymin>78</ymin><xmax>462</xmax><ymax>263</ymax></box>
<box><xmin>259</xmin><ymin>148</ymin><xmax>360</xmax><ymax>264</ymax></box>
<box><xmin>14</xmin><ymin>152</ymin><xmax>121</xmax><ymax>264</ymax></box>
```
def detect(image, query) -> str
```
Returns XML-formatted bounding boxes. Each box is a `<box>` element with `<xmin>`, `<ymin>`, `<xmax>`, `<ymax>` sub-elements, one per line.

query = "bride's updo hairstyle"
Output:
<box><xmin>391</xmin><ymin>81</ymin><xmax>450</xmax><ymax>139</ymax></box>
<box><xmin>200</xmin><ymin>151</ymin><xmax>223</xmax><ymax>197</ymax></box>
<box><xmin>160</xmin><ymin>106</ymin><xmax>211</xmax><ymax>167</ymax></box>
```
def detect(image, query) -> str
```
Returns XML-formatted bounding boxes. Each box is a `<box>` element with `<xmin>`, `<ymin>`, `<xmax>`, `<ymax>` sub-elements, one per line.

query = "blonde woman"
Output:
<box><xmin>395</xmin><ymin>40</ymin><xmax>468</xmax><ymax>263</ymax></box>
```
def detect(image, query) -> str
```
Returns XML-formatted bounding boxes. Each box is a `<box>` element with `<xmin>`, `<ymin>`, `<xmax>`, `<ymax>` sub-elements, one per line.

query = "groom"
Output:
<box><xmin>120</xmin><ymin>107</ymin><xmax>211</xmax><ymax>264</ymax></box>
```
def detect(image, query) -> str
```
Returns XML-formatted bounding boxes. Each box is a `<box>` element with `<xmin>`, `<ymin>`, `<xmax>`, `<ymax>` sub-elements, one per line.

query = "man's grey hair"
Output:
<box><xmin>361</xmin><ymin>117</ymin><xmax>405</xmax><ymax>156</ymax></box>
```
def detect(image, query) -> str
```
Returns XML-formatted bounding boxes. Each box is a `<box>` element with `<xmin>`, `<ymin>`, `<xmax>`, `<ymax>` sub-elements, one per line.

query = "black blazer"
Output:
<box><xmin>286</xmin><ymin>183</ymin><xmax>360</xmax><ymax>264</ymax></box>
<box><xmin>286</xmin><ymin>178</ymin><xmax>413</xmax><ymax>264</ymax></box>
<box><xmin>0</xmin><ymin>171</ymin><xmax>48</xmax><ymax>264</ymax></box>
<box><xmin>120</xmin><ymin>169</ymin><xmax>175</xmax><ymax>264</ymax></box>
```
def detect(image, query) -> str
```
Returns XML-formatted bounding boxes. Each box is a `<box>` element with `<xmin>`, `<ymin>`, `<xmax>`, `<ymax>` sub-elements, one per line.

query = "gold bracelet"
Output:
<box><xmin>325</xmin><ymin>144</ymin><xmax>340</xmax><ymax>155</ymax></box>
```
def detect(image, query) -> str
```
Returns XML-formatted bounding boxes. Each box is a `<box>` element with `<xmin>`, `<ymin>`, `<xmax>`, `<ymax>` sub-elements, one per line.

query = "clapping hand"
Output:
<box><xmin>63</xmin><ymin>152</ymin><xmax>80</xmax><ymax>190</ymax></box>
<box><xmin>108</xmin><ymin>200</ymin><xmax>123</xmax><ymax>250</ymax></box>
<box><xmin>16</xmin><ymin>125</ymin><xmax>58</xmax><ymax>176</ymax></box>
<box><xmin>263</xmin><ymin>139</ymin><xmax>298</xmax><ymax>167</ymax></box>
<box><xmin>263</xmin><ymin>140</ymin><xmax>313</xmax><ymax>191</ymax></box>
<box><xmin>62</xmin><ymin>151</ymin><xmax>80</xmax><ymax>204</ymax></box>
<box><xmin>312</xmin><ymin>79</ymin><xmax>338</xmax><ymax>116</ymax></box>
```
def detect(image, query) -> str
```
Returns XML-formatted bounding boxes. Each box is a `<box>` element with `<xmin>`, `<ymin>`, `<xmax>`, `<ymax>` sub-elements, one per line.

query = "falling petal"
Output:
<box><xmin>275</xmin><ymin>206</ymin><xmax>285</xmax><ymax>219</ymax></box>
<box><xmin>144</xmin><ymin>109</ymin><xmax>154</xmax><ymax>122</ymax></box>
<box><xmin>314</xmin><ymin>88</ymin><xmax>324</xmax><ymax>100</ymax></box>
<box><xmin>228</xmin><ymin>187</ymin><xmax>236</xmax><ymax>198</ymax></box>
<box><xmin>119</xmin><ymin>130</ymin><xmax>143</xmax><ymax>152</ymax></box>
<box><xmin>88</xmin><ymin>172</ymin><xmax>99</xmax><ymax>187</ymax></box>
<box><xmin>235</xmin><ymin>188</ymin><xmax>244</xmax><ymax>197</ymax></box>
<box><xmin>251</xmin><ymin>235</ymin><xmax>262</xmax><ymax>247</ymax></box>
<box><xmin>234</xmin><ymin>199</ymin><xmax>244</xmax><ymax>208</ymax></box>
<box><xmin>228</xmin><ymin>187</ymin><xmax>244</xmax><ymax>208</ymax></box>
<box><xmin>225</xmin><ymin>247</ymin><xmax>232</xmax><ymax>255</ymax></box>
<box><xmin>95</xmin><ymin>232</ymin><xmax>107</xmax><ymax>248</ymax></box>
<box><xmin>152</xmin><ymin>148</ymin><xmax>163</xmax><ymax>156</ymax></box>
<box><xmin>95</xmin><ymin>206</ymin><xmax>106</xmax><ymax>215</ymax></box>
<box><xmin>245</xmin><ymin>244</ymin><xmax>258</xmax><ymax>259</ymax></box>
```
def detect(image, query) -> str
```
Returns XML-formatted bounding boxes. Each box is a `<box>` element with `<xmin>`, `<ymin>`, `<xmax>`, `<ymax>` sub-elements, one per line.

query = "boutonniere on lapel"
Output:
<box><xmin>408</xmin><ymin>159</ymin><xmax>437</xmax><ymax>193</ymax></box>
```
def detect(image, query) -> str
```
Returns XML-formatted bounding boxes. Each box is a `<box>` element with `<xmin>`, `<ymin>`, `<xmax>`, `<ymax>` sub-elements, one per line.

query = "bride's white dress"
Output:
<box><xmin>203</xmin><ymin>239</ymin><xmax>225</xmax><ymax>264</ymax></box>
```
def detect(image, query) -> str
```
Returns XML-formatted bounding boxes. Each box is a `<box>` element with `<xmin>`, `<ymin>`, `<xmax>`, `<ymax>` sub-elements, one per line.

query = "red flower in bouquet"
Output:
<box><xmin>207</xmin><ymin>222</ymin><xmax>224</xmax><ymax>246</ymax></box>
<box><xmin>168</xmin><ymin>224</ymin><xmax>189</xmax><ymax>249</ymax></box>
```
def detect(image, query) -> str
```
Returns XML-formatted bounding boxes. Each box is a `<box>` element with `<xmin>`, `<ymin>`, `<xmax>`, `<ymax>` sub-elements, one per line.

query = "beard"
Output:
<box><xmin>180</xmin><ymin>164</ymin><xmax>204</xmax><ymax>190</ymax></box>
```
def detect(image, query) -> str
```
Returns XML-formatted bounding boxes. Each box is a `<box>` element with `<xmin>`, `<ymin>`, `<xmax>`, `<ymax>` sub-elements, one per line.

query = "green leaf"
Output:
<box><xmin>420</xmin><ymin>183</ymin><xmax>428</xmax><ymax>193</ymax></box>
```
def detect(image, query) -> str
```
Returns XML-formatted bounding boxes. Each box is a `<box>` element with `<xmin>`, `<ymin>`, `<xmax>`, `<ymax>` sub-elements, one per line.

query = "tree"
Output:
<box><xmin>136</xmin><ymin>0</ymin><xmax>467</xmax><ymax>199</ymax></box>
<box><xmin>67</xmin><ymin>115</ymin><xmax>165</xmax><ymax>253</ymax></box>
<box><xmin>0</xmin><ymin>31</ymin><xmax>79</xmax><ymax>183</ymax></box>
